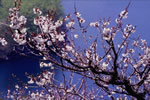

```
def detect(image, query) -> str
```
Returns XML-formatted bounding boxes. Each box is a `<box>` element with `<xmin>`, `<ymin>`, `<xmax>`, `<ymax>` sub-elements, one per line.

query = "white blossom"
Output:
<box><xmin>141</xmin><ymin>39</ymin><xmax>146</xmax><ymax>44</ymax></box>
<box><xmin>66</xmin><ymin>21</ymin><xmax>75</xmax><ymax>28</ymax></box>
<box><xmin>89</xmin><ymin>21</ymin><xmax>99</xmax><ymax>27</ymax></box>
<box><xmin>79</xmin><ymin>17</ymin><xmax>85</xmax><ymax>24</ymax></box>
<box><xmin>40</xmin><ymin>62</ymin><xmax>44</xmax><ymax>68</ymax></box>
<box><xmin>74</xmin><ymin>34</ymin><xmax>78</xmax><ymax>38</ymax></box>
<box><xmin>0</xmin><ymin>37</ymin><xmax>7</xmax><ymax>46</ymax></box>
<box><xmin>86</xmin><ymin>50</ymin><xmax>91</xmax><ymax>58</ymax></box>
<box><xmin>120</xmin><ymin>10</ymin><xmax>128</xmax><ymax>19</ymax></box>
<box><xmin>103</xmin><ymin>28</ymin><xmax>111</xmax><ymax>34</ymax></box>
<box><xmin>15</xmin><ymin>84</ymin><xmax>19</xmax><ymax>89</ymax></box>
<box><xmin>118</xmin><ymin>44</ymin><xmax>124</xmax><ymax>49</ymax></box>
<box><xmin>122</xmin><ymin>53</ymin><xmax>128</xmax><ymax>57</ymax></box>
<box><xmin>28</xmin><ymin>78</ymin><xmax>34</xmax><ymax>84</ymax></box>
<box><xmin>102</xmin><ymin>62</ymin><xmax>108</xmax><ymax>69</ymax></box>
<box><xmin>33</xmin><ymin>8</ymin><xmax>42</xmax><ymax>15</ymax></box>
<box><xmin>47</xmin><ymin>40</ymin><xmax>52</xmax><ymax>46</ymax></box>
<box><xmin>132</xmin><ymin>40</ymin><xmax>139</xmax><ymax>46</ymax></box>
<box><xmin>55</xmin><ymin>20</ymin><xmax>63</xmax><ymax>27</ymax></box>
<box><xmin>103</xmin><ymin>21</ymin><xmax>110</xmax><ymax>26</ymax></box>
<box><xmin>75</xmin><ymin>12</ymin><xmax>81</xmax><ymax>17</ymax></box>
<box><xmin>115</xmin><ymin>18</ymin><xmax>121</xmax><ymax>24</ymax></box>
<box><xmin>145</xmin><ymin>47</ymin><xmax>150</xmax><ymax>59</ymax></box>
<box><xmin>103</xmin><ymin>35</ymin><xmax>111</xmax><ymax>41</ymax></box>
<box><xmin>67</xmin><ymin>87</ymin><xmax>73</xmax><ymax>92</ymax></box>
<box><xmin>56</xmin><ymin>34</ymin><xmax>65</xmax><ymax>42</ymax></box>
<box><xmin>36</xmin><ymin>79</ymin><xmax>46</xmax><ymax>86</ymax></box>
<box><xmin>13</xmin><ymin>30</ymin><xmax>27</xmax><ymax>45</ymax></box>
<box><xmin>66</xmin><ymin>45</ymin><xmax>73</xmax><ymax>51</ymax></box>
<box><xmin>107</xmin><ymin>55</ymin><xmax>112</xmax><ymax>61</ymax></box>
<box><xmin>18</xmin><ymin>16</ymin><xmax>27</xmax><ymax>23</ymax></box>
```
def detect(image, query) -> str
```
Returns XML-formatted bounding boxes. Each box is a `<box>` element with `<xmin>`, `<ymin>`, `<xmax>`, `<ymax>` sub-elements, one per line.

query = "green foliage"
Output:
<box><xmin>0</xmin><ymin>0</ymin><xmax>64</xmax><ymax>59</ymax></box>
<box><xmin>0</xmin><ymin>0</ymin><xmax>64</xmax><ymax>31</ymax></box>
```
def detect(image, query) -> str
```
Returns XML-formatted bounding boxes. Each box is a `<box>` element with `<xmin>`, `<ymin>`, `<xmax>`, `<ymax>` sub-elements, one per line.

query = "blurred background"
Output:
<box><xmin>0</xmin><ymin>0</ymin><xmax>150</xmax><ymax>97</ymax></box>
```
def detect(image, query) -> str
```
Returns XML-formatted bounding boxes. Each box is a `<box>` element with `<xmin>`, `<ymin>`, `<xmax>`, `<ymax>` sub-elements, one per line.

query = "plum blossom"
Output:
<box><xmin>55</xmin><ymin>20</ymin><xmax>63</xmax><ymax>27</ymax></box>
<box><xmin>66</xmin><ymin>20</ymin><xmax>75</xmax><ymax>28</ymax></box>
<box><xmin>74</xmin><ymin>34</ymin><xmax>78</xmax><ymax>38</ymax></box>
<box><xmin>102</xmin><ymin>28</ymin><xmax>111</xmax><ymax>34</ymax></box>
<box><xmin>40</xmin><ymin>62</ymin><xmax>53</xmax><ymax>68</ymax></box>
<box><xmin>35</xmin><ymin>71</ymin><xmax>53</xmax><ymax>86</ymax></box>
<box><xmin>9</xmin><ymin>7</ymin><xmax>20</xmax><ymax>29</ymax></box>
<box><xmin>66</xmin><ymin>45</ymin><xmax>73</xmax><ymax>52</ymax></box>
<box><xmin>102</xmin><ymin>28</ymin><xmax>112</xmax><ymax>40</ymax></box>
<box><xmin>123</xmin><ymin>24</ymin><xmax>136</xmax><ymax>35</ymax></box>
<box><xmin>141</xmin><ymin>39</ymin><xmax>147</xmax><ymax>45</ymax></box>
<box><xmin>102</xmin><ymin>62</ymin><xmax>109</xmax><ymax>69</ymax></box>
<box><xmin>15</xmin><ymin>84</ymin><xmax>19</xmax><ymax>89</ymax></box>
<box><xmin>56</xmin><ymin>32</ymin><xmax>65</xmax><ymax>42</ymax></box>
<box><xmin>122</xmin><ymin>53</ymin><xmax>128</xmax><ymax>57</ymax></box>
<box><xmin>103</xmin><ymin>35</ymin><xmax>111</xmax><ymax>41</ymax></box>
<box><xmin>92</xmin><ymin>53</ymin><xmax>99</xmax><ymax>63</ymax></box>
<box><xmin>120</xmin><ymin>10</ymin><xmax>128</xmax><ymax>19</ymax></box>
<box><xmin>89</xmin><ymin>21</ymin><xmax>100</xmax><ymax>27</ymax></box>
<box><xmin>9</xmin><ymin>7</ymin><xmax>27</xmax><ymax>29</ymax></box>
<box><xmin>75</xmin><ymin>12</ymin><xmax>81</xmax><ymax>17</ymax></box>
<box><xmin>34</xmin><ymin>34</ymin><xmax>47</xmax><ymax>44</ymax></box>
<box><xmin>132</xmin><ymin>40</ymin><xmax>139</xmax><ymax>47</ymax></box>
<box><xmin>18</xmin><ymin>16</ymin><xmax>27</xmax><ymax>24</ymax></box>
<box><xmin>0</xmin><ymin>37</ymin><xmax>7</xmax><ymax>46</ymax></box>
<box><xmin>33</xmin><ymin>8</ymin><xmax>42</xmax><ymax>15</ymax></box>
<box><xmin>36</xmin><ymin>79</ymin><xmax>46</xmax><ymax>86</ymax></box>
<box><xmin>115</xmin><ymin>18</ymin><xmax>121</xmax><ymax>24</ymax></box>
<box><xmin>9</xmin><ymin>6</ymin><xmax>28</xmax><ymax>46</ymax></box>
<box><xmin>107</xmin><ymin>55</ymin><xmax>112</xmax><ymax>61</ymax></box>
<box><xmin>40</xmin><ymin>62</ymin><xmax>44</xmax><ymax>68</ymax></box>
<box><xmin>28</xmin><ymin>78</ymin><xmax>34</xmax><ymax>84</ymax></box>
<box><xmin>145</xmin><ymin>47</ymin><xmax>150</xmax><ymax>59</ymax></box>
<box><xmin>79</xmin><ymin>17</ymin><xmax>85</xmax><ymax>24</ymax></box>
<box><xmin>13</xmin><ymin>30</ymin><xmax>27</xmax><ymax>45</ymax></box>
<box><xmin>103</xmin><ymin>21</ymin><xmax>110</xmax><ymax>26</ymax></box>
<box><xmin>86</xmin><ymin>50</ymin><xmax>91</xmax><ymax>59</ymax></box>
<box><xmin>75</xmin><ymin>11</ymin><xmax>85</xmax><ymax>24</ymax></box>
<box><xmin>33</xmin><ymin>17</ymin><xmax>39</xmax><ymax>25</ymax></box>
<box><xmin>32</xmin><ymin>34</ymin><xmax>48</xmax><ymax>51</ymax></box>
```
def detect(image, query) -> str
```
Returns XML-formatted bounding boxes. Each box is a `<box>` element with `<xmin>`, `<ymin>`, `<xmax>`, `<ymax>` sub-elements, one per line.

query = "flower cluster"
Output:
<box><xmin>33</xmin><ymin>12</ymin><xmax>63</xmax><ymax>33</ymax></box>
<box><xmin>9</xmin><ymin>7</ymin><xmax>27</xmax><ymax>45</ymax></box>
<box><xmin>75</xmin><ymin>12</ymin><xmax>85</xmax><ymax>24</ymax></box>
<box><xmin>120</xmin><ymin>10</ymin><xmax>128</xmax><ymax>19</ymax></box>
<box><xmin>66</xmin><ymin>20</ymin><xmax>75</xmax><ymax>28</ymax></box>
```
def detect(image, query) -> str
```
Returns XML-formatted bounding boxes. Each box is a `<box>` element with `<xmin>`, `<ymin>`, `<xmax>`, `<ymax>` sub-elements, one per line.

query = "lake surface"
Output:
<box><xmin>0</xmin><ymin>56</ymin><xmax>40</xmax><ymax>92</ymax></box>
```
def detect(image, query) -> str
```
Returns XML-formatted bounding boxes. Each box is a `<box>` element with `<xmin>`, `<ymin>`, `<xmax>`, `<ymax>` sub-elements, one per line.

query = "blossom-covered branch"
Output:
<box><xmin>2</xmin><ymin>0</ymin><xmax>150</xmax><ymax>99</ymax></box>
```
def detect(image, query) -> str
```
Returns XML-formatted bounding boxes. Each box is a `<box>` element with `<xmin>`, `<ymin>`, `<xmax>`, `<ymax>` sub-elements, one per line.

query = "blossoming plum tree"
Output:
<box><xmin>1</xmin><ymin>0</ymin><xmax>150</xmax><ymax>100</ymax></box>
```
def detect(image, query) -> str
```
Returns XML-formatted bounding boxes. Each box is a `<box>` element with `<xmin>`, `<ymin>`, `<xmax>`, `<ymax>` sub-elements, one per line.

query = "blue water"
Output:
<box><xmin>0</xmin><ymin>56</ymin><xmax>40</xmax><ymax>92</ymax></box>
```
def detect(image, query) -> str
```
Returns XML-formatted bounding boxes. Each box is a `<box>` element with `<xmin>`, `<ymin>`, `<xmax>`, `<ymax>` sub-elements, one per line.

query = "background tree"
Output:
<box><xmin>0</xmin><ymin>0</ymin><xmax>64</xmax><ymax>59</ymax></box>
<box><xmin>0</xmin><ymin>0</ymin><xmax>63</xmax><ymax>28</ymax></box>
